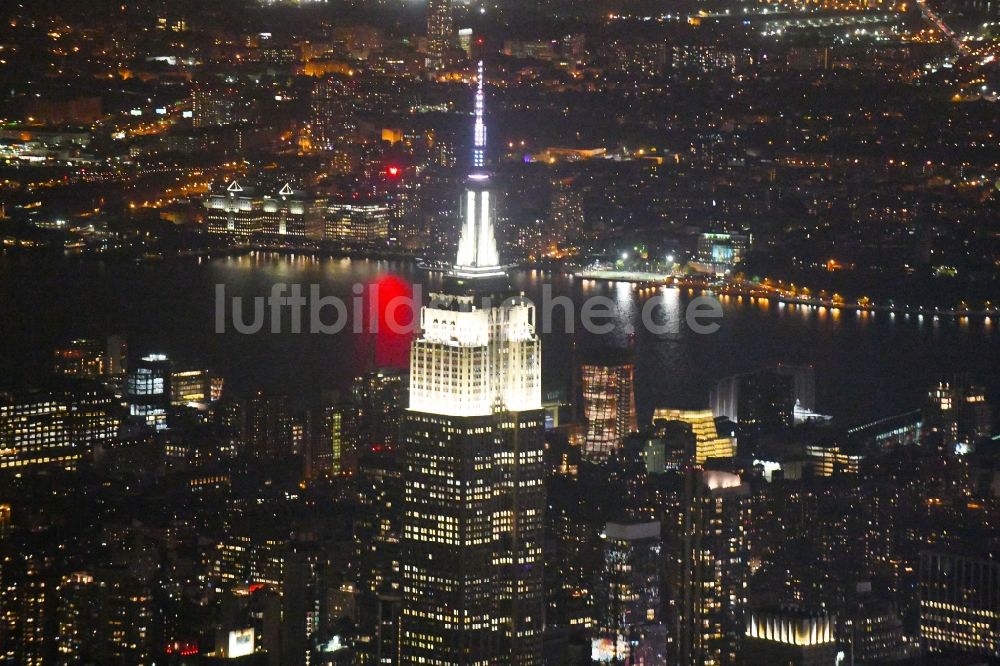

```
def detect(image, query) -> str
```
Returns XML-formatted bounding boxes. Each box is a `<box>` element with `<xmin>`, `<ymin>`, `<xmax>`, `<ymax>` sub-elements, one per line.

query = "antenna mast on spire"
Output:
<box><xmin>473</xmin><ymin>60</ymin><xmax>486</xmax><ymax>171</ymax></box>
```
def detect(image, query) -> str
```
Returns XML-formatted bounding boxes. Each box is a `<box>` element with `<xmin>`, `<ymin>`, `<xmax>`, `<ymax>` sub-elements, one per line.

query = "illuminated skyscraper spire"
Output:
<box><xmin>402</xmin><ymin>60</ymin><xmax>545</xmax><ymax>665</ymax></box>
<box><xmin>454</xmin><ymin>60</ymin><xmax>502</xmax><ymax>277</ymax></box>
<box><xmin>473</xmin><ymin>60</ymin><xmax>486</xmax><ymax>171</ymax></box>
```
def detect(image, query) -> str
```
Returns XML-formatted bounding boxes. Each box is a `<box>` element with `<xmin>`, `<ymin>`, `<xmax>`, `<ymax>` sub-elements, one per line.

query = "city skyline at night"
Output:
<box><xmin>0</xmin><ymin>0</ymin><xmax>998</xmax><ymax>664</ymax></box>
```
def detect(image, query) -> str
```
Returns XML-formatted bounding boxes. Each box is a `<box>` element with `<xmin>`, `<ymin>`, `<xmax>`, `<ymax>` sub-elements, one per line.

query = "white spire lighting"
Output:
<box><xmin>453</xmin><ymin>60</ymin><xmax>503</xmax><ymax>278</ymax></box>
<box><xmin>473</xmin><ymin>60</ymin><xmax>486</xmax><ymax>170</ymax></box>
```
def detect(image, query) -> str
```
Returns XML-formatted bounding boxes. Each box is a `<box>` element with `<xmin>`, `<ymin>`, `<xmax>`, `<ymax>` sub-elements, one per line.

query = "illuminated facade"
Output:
<box><xmin>204</xmin><ymin>180</ymin><xmax>326</xmax><ymax>240</ymax></box>
<box><xmin>317</xmin><ymin>401</ymin><xmax>360</xmax><ymax>475</ymax></box>
<box><xmin>805</xmin><ymin>442</ymin><xmax>862</xmax><ymax>476</ymax></box>
<box><xmin>924</xmin><ymin>380</ymin><xmax>993</xmax><ymax>452</ymax></box>
<box><xmin>170</xmin><ymin>369</ymin><xmax>221</xmax><ymax>406</ymax></box>
<box><xmin>676</xmin><ymin>470</ymin><xmax>750</xmax><ymax>666</ymax></box>
<box><xmin>426</xmin><ymin>0</ymin><xmax>453</xmax><ymax>58</ymax></box>
<box><xmin>400</xmin><ymin>63</ymin><xmax>545</xmax><ymax>665</ymax></box>
<box><xmin>0</xmin><ymin>379</ymin><xmax>121</xmax><ymax>471</ymax></box>
<box><xmin>594</xmin><ymin>521</ymin><xmax>666</xmax><ymax>665</ymax></box>
<box><xmin>325</xmin><ymin>200</ymin><xmax>391</xmax><ymax>245</ymax></box>
<box><xmin>920</xmin><ymin>551</ymin><xmax>1000</xmax><ymax>657</ymax></box>
<box><xmin>689</xmin><ymin>231</ymin><xmax>750</xmax><ymax>276</ymax></box>
<box><xmin>652</xmin><ymin>408</ymin><xmax>735</xmax><ymax>465</ymax></box>
<box><xmin>126</xmin><ymin>354</ymin><xmax>171</xmax><ymax>432</ymax></box>
<box><xmin>743</xmin><ymin>608</ymin><xmax>837</xmax><ymax>665</ymax></box>
<box><xmin>581</xmin><ymin>356</ymin><xmax>638</xmax><ymax>461</ymax></box>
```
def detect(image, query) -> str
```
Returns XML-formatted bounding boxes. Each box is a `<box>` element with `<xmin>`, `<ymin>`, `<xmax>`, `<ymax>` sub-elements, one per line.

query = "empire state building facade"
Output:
<box><xmin>399</xmin><ymin>62</ymin><xmax>545</xmax><ymax>665</ymax></box>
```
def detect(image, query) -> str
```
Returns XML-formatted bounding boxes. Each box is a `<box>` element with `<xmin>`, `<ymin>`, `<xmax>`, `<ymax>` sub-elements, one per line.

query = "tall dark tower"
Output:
<box><xmin>399</xmin><ymin>62</ymin><xmax>545</xmax><ymax>665</ymax></box>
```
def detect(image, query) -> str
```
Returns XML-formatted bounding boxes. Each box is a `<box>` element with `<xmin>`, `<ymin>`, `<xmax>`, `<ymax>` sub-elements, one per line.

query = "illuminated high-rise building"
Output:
<box><xmin>581</xmin><ymin>350</ymin><xmax>638</xmax><ymax>462</ymax></box>
<box><xmin>325</xmin><ymin>200</ymin><xmax>392</xmax><ymax>245</ymax></box>
<box><xmin>426</xmin><ymin>0</ymin><xmax>453</xmax><ymax>58</ymax></box>
<box><xmin>920</xmin><ymin>551</ymin><xmax>1000</xmax><ymax>657</ymax></box>
<box><xmin>126</xmin><ymin>354</ymin><xmax>171</xmax><ymax>432</ymax></box>
<box><xmin>191</xmin><ymin>79</ymin><xmax>239</xmax><ymax>128</ymax></box>
<box><xmin>317</xmin><ymin>401</ymin><xmax>360</xmax><ymax>475</ymax></box>
<box><xmin>652</xmin><ymin>408</ymin><xmax>735</xmax><ymax>465</ymax></box>
<box><xmin>0</xmin><ymin>379</ymin><xmax>121</xmax><ymax>471</ymax></box>
<box><xmin>399</xmin><ymin>62</ymin><xmax>545</xmax><ymax>665</ymax></box>
<box><xmin>309</xmin><ymin>75</ymin><xmax>357</xmax><ymax>151</ymax></box>
<box><xmin>924</xmin><ymin>378</ymin><xmax>993</xmax><ymax>453</ymax></box>
<box><xmin>593</xmin><ymin>521</ymin><xmax>667</xmax><ymax>665</ymax></box>
<box><xmin>675</xmin><ymin>470</ymin><xmax>750</xmax><ymax>666</ymax></box>
<box><xmin>170</xmin><ymin>368</ymin><xmax>220</xmax><ymax>407</ymax></box>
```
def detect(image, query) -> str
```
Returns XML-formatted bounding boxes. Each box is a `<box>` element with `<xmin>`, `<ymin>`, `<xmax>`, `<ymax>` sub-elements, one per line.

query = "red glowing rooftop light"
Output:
<box><xmin>386</xmin><ymin>165</ymin><xmax>400</xmax><ymax>177</ymax></box>
<box><xmin>165</xmin><ymin>642</ymin><xmax>199</xmax><ymax>656</ymax></box>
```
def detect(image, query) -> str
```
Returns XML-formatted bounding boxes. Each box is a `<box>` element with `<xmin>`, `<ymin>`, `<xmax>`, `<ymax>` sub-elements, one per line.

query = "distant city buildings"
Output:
<box><xmin>191</xmin><ymin>79</ymin><xmax>240</xmax><ymax>128</ymax></box>
<box><xmin>1</xmin><ymin>0</ymin><xmax>999</xmax><ymax>664</ymax></box>
<box><xmin>203</xmin><ymin>181</ymin><xmax>404</xmax><ymax>247</ymax></box>
<box><xmin>316</xmin><ymin>401</ymin><xmax>360</xmax><ymax>475</ymax></box>
<box><xmin>350</xmin><ymin>368</ymin><xmax>406</xmax><ymax>451</ymax></box>
<box><xmin>52</xmin><ymin>339</ymin><xmax>107</xmax><ymax>379</ymax></box>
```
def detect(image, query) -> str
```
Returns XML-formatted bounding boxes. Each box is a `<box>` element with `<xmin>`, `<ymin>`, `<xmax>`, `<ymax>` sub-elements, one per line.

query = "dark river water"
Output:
<box><xmin>1</xmin><ymin>251</ymin><xmax>997</xmax><ymax>425</ymax></box>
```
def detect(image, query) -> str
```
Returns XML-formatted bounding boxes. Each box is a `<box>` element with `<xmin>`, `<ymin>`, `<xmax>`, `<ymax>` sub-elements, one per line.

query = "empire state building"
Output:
<box><xmin>399</xmin><ymin>62</ymin><xmax>545</xmax><ymax>665</ymax></box>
